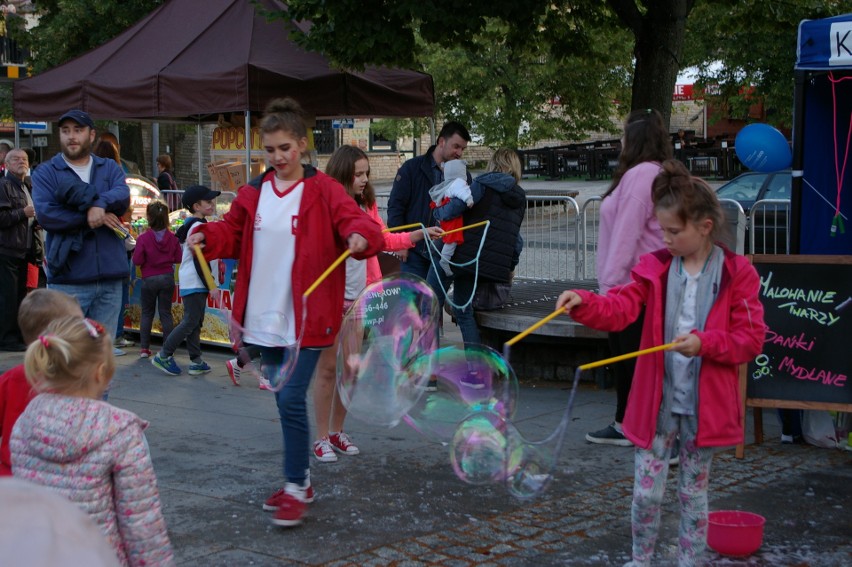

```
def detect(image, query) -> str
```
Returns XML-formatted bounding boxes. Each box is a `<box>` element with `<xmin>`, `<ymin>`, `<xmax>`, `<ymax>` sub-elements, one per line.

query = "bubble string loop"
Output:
<box><xmin>498</xmin><ymin>319</ymin><xmax>677</xmax><ymax>498</ymax></box>
<box><xmin>424</xmin><ymin>220</ymin><xmax>491</xmax><ymax>312</ymax></box>
<box><xmin>828</xmin><ymin>71</ymin><xmax>852</xmax><ymax>236</ymax></box>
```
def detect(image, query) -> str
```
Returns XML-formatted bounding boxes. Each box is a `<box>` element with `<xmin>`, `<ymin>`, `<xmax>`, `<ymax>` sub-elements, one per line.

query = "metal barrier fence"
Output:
<box><xmin>515</xmin><ymin>196</ymin><xmax>581</xmax><ymax>281</ymax></box>
<box><xmin>749</xmin><ymin>198</ymin><xmax>791</xmax><ymax>255</ymax></box>
<box><xmin>375</xmin><ymin>193</ymin><xmax>791</xmax><ymax>284</ymax></box>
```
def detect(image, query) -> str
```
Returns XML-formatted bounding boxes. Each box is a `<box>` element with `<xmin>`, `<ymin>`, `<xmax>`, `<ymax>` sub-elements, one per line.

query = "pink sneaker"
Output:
<box><xmin>329</xmin><ymin>431</ymin><xmax>360</xmax><ymax>455</ymax></box>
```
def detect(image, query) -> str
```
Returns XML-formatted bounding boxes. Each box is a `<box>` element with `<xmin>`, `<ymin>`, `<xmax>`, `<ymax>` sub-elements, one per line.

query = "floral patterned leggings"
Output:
<box><xmin>630</xmin><ymin>414</ymin><xmax>716</xmax><ymax>567</ymax></box>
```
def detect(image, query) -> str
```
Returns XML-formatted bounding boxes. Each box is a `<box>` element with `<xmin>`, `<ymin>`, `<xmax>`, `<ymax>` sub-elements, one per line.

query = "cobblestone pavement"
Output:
<box><xmin>4</xmin><ymin>315</ymin><xmax>846</xmax><ymax>567</ymax></box>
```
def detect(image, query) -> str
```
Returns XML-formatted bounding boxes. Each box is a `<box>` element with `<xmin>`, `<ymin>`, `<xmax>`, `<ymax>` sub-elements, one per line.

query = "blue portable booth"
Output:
<box><xmin>791</xmin><ymin>13</ymin><xmax>852</xmax><ymax>254</ymax></box>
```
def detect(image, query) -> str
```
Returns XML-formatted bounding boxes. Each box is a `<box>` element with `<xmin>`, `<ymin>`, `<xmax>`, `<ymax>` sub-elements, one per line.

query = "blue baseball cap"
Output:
<box><xmin>58</xmin><ymin>109</ymin><xmax>95</xmax><ymax>129</ymax></box>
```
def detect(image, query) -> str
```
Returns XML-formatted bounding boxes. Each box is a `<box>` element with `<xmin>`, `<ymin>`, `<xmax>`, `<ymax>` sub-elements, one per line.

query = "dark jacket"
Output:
<box><xmin>32</xmin><ymin>153</ymin><xmax>130</xmax><ymax>283</ymax></box>
<box><xmin>450</xmin><ymin>172</ymin><xmax>526</xmax><ymax>283</ymax></box>
<box><xmin>387</xmin><ymin>146</ymin><xmax>471</xmax><ymax>258</ymax></box>
<box><xmin>0</xmin><ymin>173</ymin><xmax>32</xmax><ymax>259</ymax></box>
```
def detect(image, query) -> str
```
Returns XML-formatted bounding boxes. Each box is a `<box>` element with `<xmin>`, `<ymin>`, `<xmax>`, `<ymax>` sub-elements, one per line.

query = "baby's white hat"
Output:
<box><xmin>443</xmin><ymin>159</ymin><xmax>467</xmax><ymax>182</ymax></box>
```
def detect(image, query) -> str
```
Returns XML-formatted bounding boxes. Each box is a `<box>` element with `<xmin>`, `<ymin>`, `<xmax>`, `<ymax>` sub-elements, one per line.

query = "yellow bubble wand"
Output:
<box><xmin>192</xmin><ymin>244</ymin><xmax>217</xmax><ymax>291</ymax></box>
<box><xmin>303</xmin><ymin>222</ymin><xmax>485</xmax><ymax>299</ymax></box>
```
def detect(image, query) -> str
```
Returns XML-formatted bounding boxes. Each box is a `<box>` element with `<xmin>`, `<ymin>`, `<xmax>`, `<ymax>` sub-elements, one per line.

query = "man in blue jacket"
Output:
<box><xmin>387</xmin><ymin>121</ymin><xmax>471</xmax><ymax>281</ymax></box>
<box><xmin>31</xmin><ymin>109</ymin><xmax>130</xmax><ymax>333</ymax></box>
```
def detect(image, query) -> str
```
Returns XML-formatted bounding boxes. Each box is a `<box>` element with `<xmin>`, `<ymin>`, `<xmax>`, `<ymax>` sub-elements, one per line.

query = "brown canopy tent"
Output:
<box><xmin>12</xmin><ymin>0</ymin><xmax>434</xmax><ymax>121</ymax></box>
<box><xmin>12</xmin><ymin>0</ymin><xmax>434</xmax><ymax>181</ymax></box>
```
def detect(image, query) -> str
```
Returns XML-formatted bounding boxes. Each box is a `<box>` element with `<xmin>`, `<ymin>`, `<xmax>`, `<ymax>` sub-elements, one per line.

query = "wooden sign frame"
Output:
<box><xmin>736</xmin><ymin>254</ymin><xmax>852</xmax><ymax>458</ymax></box>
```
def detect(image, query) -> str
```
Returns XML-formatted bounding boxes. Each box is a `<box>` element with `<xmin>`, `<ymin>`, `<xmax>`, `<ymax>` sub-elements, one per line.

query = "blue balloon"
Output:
<box><xmin>735</xmin><ymin>123</ymin><xmax>792</xmax><ymax>173</ymax></box>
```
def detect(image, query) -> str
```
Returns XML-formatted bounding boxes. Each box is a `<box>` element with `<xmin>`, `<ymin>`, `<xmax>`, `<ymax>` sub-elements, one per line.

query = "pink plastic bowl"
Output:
<box><xmin>707</xmin><ymin>510</ymin><xmax>765</xmax><ymax>557</ymax></box>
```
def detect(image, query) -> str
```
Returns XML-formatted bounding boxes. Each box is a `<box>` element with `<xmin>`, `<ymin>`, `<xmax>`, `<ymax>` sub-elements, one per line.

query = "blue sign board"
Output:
<box><xmin>18</xmin><ymin>122</ymin><xmax>49</xmax><ymax>131</ymax></box>
<box><xmin>332</xmin><ymin>119</ymin><xmax>355</xmax><ymax>129</ymax></box>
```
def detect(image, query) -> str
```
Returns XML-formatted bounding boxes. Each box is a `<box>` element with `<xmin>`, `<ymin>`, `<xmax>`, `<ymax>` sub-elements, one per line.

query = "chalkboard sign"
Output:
<box><xmin>747</xmin><ymin>255</ymin><xmax>852</xmax><ymax>407</ymax></box>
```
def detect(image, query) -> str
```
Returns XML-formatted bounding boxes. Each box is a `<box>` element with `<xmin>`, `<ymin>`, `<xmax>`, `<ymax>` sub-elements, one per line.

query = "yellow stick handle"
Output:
<box><xmin>384</xmin><ymin>223</ymin><xmax>422</xmax><ymax>232</ymax></box>
<box><xmin>304</xmin><ymin>224</ymin><xmax>421</xmax><ymax>300</ymax></box>
<box><xmin>579</xmin><ymin>342</ymin><xmax>677</xmax><ymax>371</ymax></box>
<box><xmin>504</xmin><ymin>307</ymin><xmax>566</xmax><ymax>347</ymax></box>
<box><xmin>303</xmin><ymin>249</ymin><xmax>351</xmax><ymax>299</ymax></box>
<box><xmin>192</xmin><ymin>245</ymin><xmax>217</xmax><ymax>291</ymax></box>
<box><xmin>440</xmin><ymin>220</ymin><xmax>489</xmax><ymax>237</ymax></box>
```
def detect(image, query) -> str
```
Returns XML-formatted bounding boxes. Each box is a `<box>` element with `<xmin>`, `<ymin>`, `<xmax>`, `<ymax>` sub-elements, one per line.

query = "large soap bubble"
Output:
<box><xmin>403</xmin><ymin>344</ymin><xmax>518</xmax><ymax>444</ymax></box>
<box><xmin>228</xmin><ymin>310</ymin><xmax>300</xmax><ymax>392</ymax></box>
<box><xmin>336</xmin><ymin>274</ymin><xmax>440</xmax><ymax>427</ymax></box>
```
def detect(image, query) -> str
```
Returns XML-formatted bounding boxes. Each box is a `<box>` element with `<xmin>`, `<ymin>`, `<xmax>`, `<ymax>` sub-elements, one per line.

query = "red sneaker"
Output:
<box><xmin>329</xmin><ymin>431</ymin><xmax>360</xmax><ymax>455</ymax></box>
<box><xmin>270</xmin><ymin>484</ymin><xmax>307</xmax><ymax>527</ymax></box>
<box><xmin>263</xmin><ymin>484</ymin><xmax>314</xmax><ymax>511</ymax></box>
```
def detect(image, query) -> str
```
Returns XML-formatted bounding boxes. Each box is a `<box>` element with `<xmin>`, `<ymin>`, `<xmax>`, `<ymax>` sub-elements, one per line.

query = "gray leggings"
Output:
<box><xmin>161</xmin><ymin>291</ymin><xmax>207</xmax><ymax>361</ymax></box>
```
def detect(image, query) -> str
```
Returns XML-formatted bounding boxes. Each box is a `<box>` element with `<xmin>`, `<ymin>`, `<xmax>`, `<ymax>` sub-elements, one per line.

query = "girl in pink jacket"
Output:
<box><xmin>557</xmin><ymin>160</ymin><xmax>765</xmax><ymax>566</ymax></box>
<box><xmin>310</xmin><ymin>145</ymin><xmax>441</xmax><ymax>463</ymax></box>
<box><xmin>11</xmin><ymin>316</ymin><xmax>174</xmax><ymax>567</ymax></box>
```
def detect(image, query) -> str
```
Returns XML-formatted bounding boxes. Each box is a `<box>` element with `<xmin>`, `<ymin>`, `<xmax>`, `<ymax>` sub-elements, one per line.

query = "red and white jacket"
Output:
<box><xmin>198</xmin><ymin>166</ymin><xmax>384</xmax><ymax>349</ymax></box>
<box><xmin>569</xmin><ymin>247</ymin><xmax>765</xmax><ymax>449</ymax></box>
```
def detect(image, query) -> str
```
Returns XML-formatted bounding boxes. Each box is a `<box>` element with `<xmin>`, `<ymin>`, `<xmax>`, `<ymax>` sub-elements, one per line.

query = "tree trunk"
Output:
<box><xmin>610</xmin><ymin>0</ymin><xmax>695</xmax><ymax>130</ymax></box>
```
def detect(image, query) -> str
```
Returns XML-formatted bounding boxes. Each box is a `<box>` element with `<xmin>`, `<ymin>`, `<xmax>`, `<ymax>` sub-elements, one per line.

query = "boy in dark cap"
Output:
<box><xmin>151</xmin><ymin>185</ymin><xmax>220</xmax><ymax>376</ymax></box>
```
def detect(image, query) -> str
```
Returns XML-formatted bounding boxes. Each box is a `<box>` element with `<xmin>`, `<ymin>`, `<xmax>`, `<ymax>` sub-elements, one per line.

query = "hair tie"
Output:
<box><xmin>39</xmin><ymin>335</ymin><xmax>51</xmax><ymax>348</ymax></box>
<box><xmin>82</xmin><ymin>318</ymin><xmax>105</xmax><ymax>339</ymax></box>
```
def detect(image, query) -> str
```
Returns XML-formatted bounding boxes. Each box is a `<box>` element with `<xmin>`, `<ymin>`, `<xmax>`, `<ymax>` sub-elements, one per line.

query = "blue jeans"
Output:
<box><xmin>49</xmin><ymin>279</ymin><xmax>123</xmax><ymax>338</ymax></box>
<box><xmin>451</xmin><ymin>275</ymin><xmax>481</xmax><ymax>345</ymax></box>
<box><xmin>426</xmin><ymin>263</ymin><xmax>453</xmax><ymax>313</ymax></box>
<box><xmin>400</xmin><ymin>240</ymin><xmax>443</xmax><ymax>283</ymax></box>
<box><xmin>260</xmin><ymin>346</ymin><xmax>322</xmax><ymax>485</ymax></box>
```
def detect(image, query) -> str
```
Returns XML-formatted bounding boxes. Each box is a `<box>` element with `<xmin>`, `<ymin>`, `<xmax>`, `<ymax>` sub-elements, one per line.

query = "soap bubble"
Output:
<box><xmin>336</xmin><ymin>274</ymin><xmax>440</xmax><ymax>427</ymax></box>
<box><xmin>228</xmin><ymin>310</ymin><xmax>299</xmax><ymax>392</ymax></box>
<box><xmin>403</xmin><ymin>344</ymin><xmax>518</xmax><ymax>444</ymax></box>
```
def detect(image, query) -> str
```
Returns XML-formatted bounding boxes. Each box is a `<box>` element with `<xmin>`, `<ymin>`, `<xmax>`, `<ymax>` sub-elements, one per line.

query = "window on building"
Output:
<box><xmin>369</xmin><ymin>125</ymin><xmax>396</xmax><ymax>152</ymax></box>
<box><xmin>313</xmin><ymin>120</ymin><xmax>334</xmax><ymax>154</ymax></box>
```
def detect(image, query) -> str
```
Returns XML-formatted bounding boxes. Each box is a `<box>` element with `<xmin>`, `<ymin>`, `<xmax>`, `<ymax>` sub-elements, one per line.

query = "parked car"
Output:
<box><xmin>715</xmin><ymin>170</ymin><xmax>791</xmax><ymax>254</ymax></box>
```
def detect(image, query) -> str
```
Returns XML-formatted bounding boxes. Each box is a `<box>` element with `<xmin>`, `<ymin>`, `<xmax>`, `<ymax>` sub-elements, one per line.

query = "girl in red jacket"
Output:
<box><xmin>556</xmin><ymin>160</ymin><xmax>765</xmax><ymax>566</ymax></box>
<box><xmin>310</xmin><ymin>145</ymin><xmax>441</xmax><ymax>463</ymax></box>
<box><xmin>188</xmin><ymin>98</ymin><xmax>384</xmax><ymax>528</ymax></box>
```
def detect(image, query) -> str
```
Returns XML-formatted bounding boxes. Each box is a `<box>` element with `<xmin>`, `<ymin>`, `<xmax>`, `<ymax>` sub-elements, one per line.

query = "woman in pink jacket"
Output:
<box><xmin>557</xmin><ymin>161</ymin><xmax>765</xmax><ymax>566</ymax></box>
<box><xmin>310</xmin><ymin>145</ymin><xmax>442</xmax><ymax>462</ymax></box>
<box><xmin>11</xmin><ymin>316</ymin><xmax>173</xmax><ymax>567</ymax></box>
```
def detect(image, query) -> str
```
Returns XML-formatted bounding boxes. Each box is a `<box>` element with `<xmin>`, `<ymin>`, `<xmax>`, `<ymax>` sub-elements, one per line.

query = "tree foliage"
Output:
<box><xmin>282</xmin><ymin>0</ymin><xmax>700</xmax><ymax>137</ymax></box>
<box><xmin>682</xmin><ymin>0</ymin><xmax>844</xmax><ymax>128</ymax></box>
<box><xmin>427</xmin><ymin>19</ymin><xmax>632</xmax><ymax>148</ymax></box>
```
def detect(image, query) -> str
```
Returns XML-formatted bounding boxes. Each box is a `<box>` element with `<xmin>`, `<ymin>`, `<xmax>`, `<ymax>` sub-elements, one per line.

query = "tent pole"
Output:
<box><xmin>197</xmin><ymin>122</ymin><xmax>203</xmax><ymax>185</ymax></box>
<box><xmin>789</xmin><ymin>69</ymin><xmax>807</xmax><ymax>255</ymax></box>
<box><xmin>245</xmin><ymin>111</ymin><xmax>251</xmax><ymax>183</ymax></box>
<box><xmin>152</xmin><ymin>123</ymin><xmax>160</xmax><ymax>179</ymax></box>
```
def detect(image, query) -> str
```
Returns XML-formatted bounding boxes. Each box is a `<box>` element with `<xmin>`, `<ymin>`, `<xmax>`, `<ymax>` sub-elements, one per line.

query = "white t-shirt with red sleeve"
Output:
<box><xmin>243</xmin><ymin>178</ymin><xmax>303</xmax><ymax>346</ymax></box>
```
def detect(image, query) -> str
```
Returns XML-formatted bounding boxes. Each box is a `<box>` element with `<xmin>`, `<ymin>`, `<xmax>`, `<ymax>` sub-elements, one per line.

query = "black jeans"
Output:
<box><xmin>162</xmin><ymin>291</ymin><xmax>207</xmax><ymax>361</ymax></box>
<box><xmin>0</xmin><ymin>253</ymin><xmax>28</xmax><ymax>346</ymax></box>
<box><xmin>610</xmin><ymin>309</ymin><xmax>645</xmax><ymax>424</ymax></box>
<box><xmin>140</xmin><ymin>273</ymin><xmax>176</xmax><ymax>350</ymax></box>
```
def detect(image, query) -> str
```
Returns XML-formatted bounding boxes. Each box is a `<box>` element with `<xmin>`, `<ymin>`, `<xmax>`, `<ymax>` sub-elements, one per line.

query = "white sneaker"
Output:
<box><xmin>313</xmin><ymin>437</ymin><xmax>338</xmax><ymax>462</ymax></box>
<box><xmin>226</xmin><ymin>358</ymin><xmax>241</xmax><ymax>386</ymax></box>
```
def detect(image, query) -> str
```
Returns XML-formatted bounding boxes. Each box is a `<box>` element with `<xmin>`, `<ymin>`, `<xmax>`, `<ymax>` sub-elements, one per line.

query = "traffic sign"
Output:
<box><xmin>18</xmin><ymin>121</ymin><xmax>49</xmax><ymax>132</ymax></box>
<box><xmin>332</xmin><ymin>119</ymin><xmax>355</xmax><ymax>129</ymax></box>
